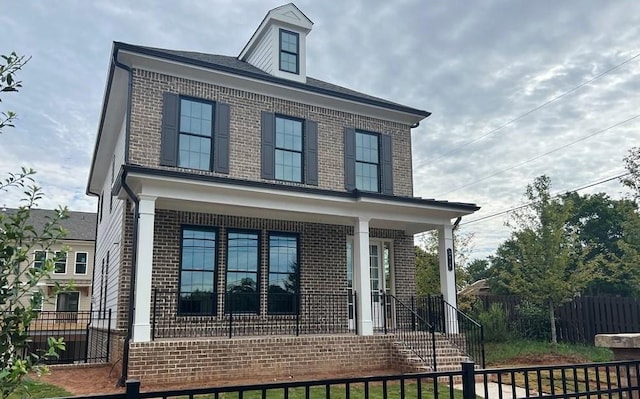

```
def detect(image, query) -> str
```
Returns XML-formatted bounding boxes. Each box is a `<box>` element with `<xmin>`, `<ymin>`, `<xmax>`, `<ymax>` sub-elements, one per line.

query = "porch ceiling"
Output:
<box><xmin>119</xmin><ymin>166</ymin><xmax>480</xmax><ymax>234</ymax></box>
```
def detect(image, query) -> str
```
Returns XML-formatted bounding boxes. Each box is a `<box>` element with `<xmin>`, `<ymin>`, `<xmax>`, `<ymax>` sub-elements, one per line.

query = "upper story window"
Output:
<box><xmin>160</xmin><ymin>93</ymin><xmax>230</xmax><ymax>174</ymax></box>
<box><xmin>75</xmin><ymin>252</ymin><xmax>88</xmax><ymax>275</ymax></box>
<box><xmin>344</xmin><ymin>128</ymin><xmax>393</xmax><ymax>195</ymax></box>
<box><xmin>34</xmin><ymin>251</ymin><xmax>46</xmax><ymax>270</ymax></box>
<box><xmin>279</xmin><ymin>29</ymin><xmax>299</xmax><ymax>74</ymax></box>
<box><xmin>355</xmin><ymin>131</ymin><xmax>379</xmax><ymax>192</ymax></box>
<box><xmin>275</xmin><ymin>116</ymin><xmax>303</xmax><ymax>182</ymax></box>
<box><xmin>54</xmin><ymin>251</ymin><xmax>67</xmax><ymax>274</ymax></box>
<box><xmin>179</xmin><ymin>98</ymin><xmax>213</xmax><ymax>171</ymax></box>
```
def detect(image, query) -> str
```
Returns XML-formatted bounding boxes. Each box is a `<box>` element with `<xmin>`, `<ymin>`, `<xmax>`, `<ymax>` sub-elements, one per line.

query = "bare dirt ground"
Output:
<box><xmin>35</xmin><ymin>365</ymin><xmax>398</xmax><ymax>395</ymax></box>
<box><xmin>496</xmin><ymin>353</ymin><xmax>589</xmax><ymax>367</ymax></box>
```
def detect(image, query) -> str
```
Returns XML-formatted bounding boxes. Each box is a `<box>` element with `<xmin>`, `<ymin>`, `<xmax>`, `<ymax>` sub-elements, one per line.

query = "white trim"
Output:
<box><xmin>53</xmin><ymin>251</ymin><xmax>67</xmax><ymax>275</ymax></box>
<box><xmin>73</xmin><ymin>251</ymin><xmax>89</xmax><ymax>276</ymax></box>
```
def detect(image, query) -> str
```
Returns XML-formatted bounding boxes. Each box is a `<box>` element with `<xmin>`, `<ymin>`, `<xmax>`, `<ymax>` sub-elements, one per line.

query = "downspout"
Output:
<box><xmin>118</xmin><ymin>171</ymin><xmax>139</xmax><ymax>387</ymax></box>
<box><xmin>112</xmin><ymin>50</ymin><xmax>136</xmax><ymax>387</ymax></box>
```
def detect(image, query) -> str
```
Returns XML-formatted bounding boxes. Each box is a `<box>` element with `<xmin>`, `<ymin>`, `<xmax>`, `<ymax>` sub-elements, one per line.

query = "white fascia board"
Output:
<box><xmin>89</xmin><ymin>67</ymin><xmax>128</xmax><ymax>195</ymax></box>
<box><xmin>118</xmin><ymin>51</ymin><xmax>424</xmax><ymax>125</ymax></box>
<box><xmin>127</xmin><ymin>172</ymin><xmax>463</xmax><ymax>230</ymax></box>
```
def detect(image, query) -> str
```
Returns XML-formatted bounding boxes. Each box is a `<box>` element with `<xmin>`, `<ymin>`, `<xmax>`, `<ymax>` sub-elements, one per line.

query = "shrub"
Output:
<box><xmin>511</xmin><ymin>301</ymin><xmax>551</xmax><ymax>340</ymax></box>
<box><xmin>476</xmin><ymin>303</ymin><xmax>510</xmax><ymax>342</ymax></box>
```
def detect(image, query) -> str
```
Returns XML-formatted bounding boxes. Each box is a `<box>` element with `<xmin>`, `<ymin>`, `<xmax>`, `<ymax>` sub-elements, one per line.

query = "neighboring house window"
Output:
<box><xmin>34</xmin><ymin>251</ymin><xmax>46</xmax><ymax>270</ymax></box>
<box><xmin>57</xmin><ymin>292</ymin><xmax>79</xmax><ymax>312</ymax></box>
<box><xmin>344</xmin><ymin>128</ymin><xmax>393</xmax><ymax>194</ymax></box>
<box><xmin>178</xmin><ymin>98</ymin><xmax>214</xmax><ymax>171</ymax></box>
<box><xmin>261</xmin><ymin>113</ymin><xmax>318</xmax><ymax>185</ymax></box>
<box><xmin>161</xmin><ymin>93</ymin><xmax>230</xmax><ymax>174</ymax></box>
<box><xmin>31</xmin><ymin>292</ymin><xmax>43</xmax><ymax>311</ymax></box>
<box><xmin>226</xmin><ymin>230</ymin><xmax>259</xmax><ymax>313</ymax></box>
<box><xmin>54</xmin><ymin>251</ymin><xmax>67</xmax><ymax>274</ymax></box>
<box><xmin>275</xmin><ymin>116</ymin><xmax>303</xmax><ymax>182</ymax></box>
<box><xmin>355</xmin><ymin>131</ymin><xmax>379</xmax><ymax>192</ymax></box>
<box><xmin>279</xmin><ymin>29</ymin><xmax>299</xmax><ymax>74</ymax></box>
<box><xmin>268</xmin><ymin>233</ymin><xmax>298</xmax><ymax>314</ymax></box>
<box><xmin>179</xmin><ymin>227</ymin><xmax>217</xmax><ymax>315</ymax></box>
<box><xmin>75</xmin><ymin>252</ymin><xmax>88</xmax><ymax>274</ymax></box>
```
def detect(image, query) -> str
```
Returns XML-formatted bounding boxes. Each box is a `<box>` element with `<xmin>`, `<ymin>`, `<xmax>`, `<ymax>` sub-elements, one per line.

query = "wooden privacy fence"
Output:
<box><xmin>479</xmin><ymin>295</ymin><xmax>640</xmax><ymax>343</ymax></box>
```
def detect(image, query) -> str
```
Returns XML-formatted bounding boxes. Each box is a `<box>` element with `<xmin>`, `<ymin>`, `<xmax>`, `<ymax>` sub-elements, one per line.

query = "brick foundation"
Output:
<box><xmin>128</xmin><ymin>334</ymin><xmax>400</xmax><ymax>385</ymax></box>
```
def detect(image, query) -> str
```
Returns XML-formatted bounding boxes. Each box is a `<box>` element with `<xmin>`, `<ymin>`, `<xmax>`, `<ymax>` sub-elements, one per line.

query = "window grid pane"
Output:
<box><xmin>274</xmin><ymin>116</ymin><xmax>303</xmax><ymax>182</ymax></box>
<box><xmin>226</xmin><ymin>231</ymin><xmax>259</xmax><ymax>313</ymax></box>
<box><xmin>75</xmin><ymin>252</ymin><xmax>88</xmax><ymax>274</ymax></box>
<box><xmin>178</xmin><ymin>99</ymin><xmax>213</xmax><ymax>171</ymax></box>
<box><xmin>280</xmin><ymin>30</ymin><xmax>299</xmax><ymax>73</ymax></box>
<box><xmin>268</xmin><ymin>234</ymin><xmax>298</xmax><ymax>314</ymax></box>
<box><xmin>34</xmin><ymin>251</ymin><xmax>46</xmax><ymax>270</ymax></box>
<box><xmin>179</xmin><ymin>228</ymin><xmax>216</xmax><ymax>315</ymax></box>
<box><xmin>355</xmin><ymin>132</ymin><xmax>380</xmax><ymax>192</ymax></box>
<box><xmin>54</xmin><ymin>252</ymin><xmax>67</xmax><ymax>274</ymax></box>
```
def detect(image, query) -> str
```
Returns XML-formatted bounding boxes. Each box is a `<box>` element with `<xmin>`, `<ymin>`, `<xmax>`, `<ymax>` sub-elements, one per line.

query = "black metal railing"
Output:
<box><xmin>152</xmin><ymin>289</ymin><xmax>356</xmax><ymax>339</ymax></box>
<box><xmin>22</xmin><ymin>310</ymin><xmax>111</xmax><ymax>364</ymax></box>
<box><xmin>60</xmin><ymin>359</ymin><xmax>640</xmax><ymax>399</ymax></box>
<box><xmin>415</xmin><ymin>295</ymin><xmax>486</xmax><ymax>368</ymax></box>
<box><xmin>372</xmin><ymin>292</ymin><xmax>438</xmax><ymax>370</ymax></box>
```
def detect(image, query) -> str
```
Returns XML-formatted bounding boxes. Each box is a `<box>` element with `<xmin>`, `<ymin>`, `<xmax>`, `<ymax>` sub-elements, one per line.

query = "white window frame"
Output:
<box><xmin>74</xmin><ymin>251</ymin><xmax>89</xmax><ymax>275</ymax></box>
<box><xmin>53</xmin><ymin>251</ymin><xmax>67</xmax><ymax>275</ymax></box>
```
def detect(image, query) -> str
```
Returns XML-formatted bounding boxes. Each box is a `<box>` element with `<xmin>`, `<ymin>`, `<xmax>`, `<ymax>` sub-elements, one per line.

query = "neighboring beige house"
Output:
<box><xmin>87</xmin><ymin>3</ymin><xmax>480</xmax><ymax>385</ymax></box>
<box><xmin>2</xmin><ymin>207</ymin><xmax>97</xmax><ymax>313</ymax></box>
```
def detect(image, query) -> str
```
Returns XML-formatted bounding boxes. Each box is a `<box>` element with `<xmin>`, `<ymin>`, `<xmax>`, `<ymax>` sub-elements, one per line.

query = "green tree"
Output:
<box><xmin>494</xmin><ymin>175</ymin><xmax>593</xmax><ymax>345</ymax></box>
<box><xmin>622</xmin><ymin>147</ymin><xmax>640</xmax><ymax>199</ymax></box>
<box><xmin>0</xmin><ymin>51</ymin><xmax>67</xmax><ymax>399</ymax></box>
<box><xmin>415</xmin><ymin>229</ymin><xmax>474</xmax><ymax>296</ymax></box>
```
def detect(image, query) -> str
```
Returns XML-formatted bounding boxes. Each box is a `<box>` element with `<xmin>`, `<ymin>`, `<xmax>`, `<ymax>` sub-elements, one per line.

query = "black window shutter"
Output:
<box><xmin>261</xmin><ymin>111</ymin><xmax>275</xmax><ymax>179</ymax></box>
<box><xmin>160</xmin><ymin>92</ymin><xmax>179</xmax><ymax>167</ymax></box>
<box><xmin>381</xmin><ymin>134</ymin><xmax>393</xmax><ymax>195</ymax></box>
<box><xmin>344</xmin><ymin>128</ymin><xmax>356</xmax><ymax>191</ymax></box>
<box><xmin>304</xmin><ymin>120</ymin><xmax>318</xmax><ymax>186</ymax></box>
<box><xmin>214</xmin><ymin>102</ymin><xmax>230</xmax><ymax>174</ymax></box>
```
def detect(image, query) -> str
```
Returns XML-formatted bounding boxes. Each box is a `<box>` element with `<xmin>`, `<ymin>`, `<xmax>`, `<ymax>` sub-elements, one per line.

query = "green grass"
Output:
<box><xmin>7</xmin><ymin>379</ymin><xmax>71</xmax><ymax>399</ymax></box>
<box><xmin>485</xmin><ymin>339</ymin><xmax>614</xmax><ymax>366</ymax></box>
<box><xmin>174</xmin><ymin>381</ymin><xmax>463</xmax><ymax>399</ymax></box>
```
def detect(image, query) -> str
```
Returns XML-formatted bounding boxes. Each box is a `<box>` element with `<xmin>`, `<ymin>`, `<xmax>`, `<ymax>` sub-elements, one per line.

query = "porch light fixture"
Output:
<box><xmin>447</xmin><ymin>248</ymin><xmax>453</xmax><ymax>271</ymax></box>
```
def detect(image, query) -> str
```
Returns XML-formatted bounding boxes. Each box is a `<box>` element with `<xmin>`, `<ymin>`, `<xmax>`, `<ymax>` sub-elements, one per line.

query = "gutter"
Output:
<box><xmin>117</xmin><ymin>169</ymin><xmax>139</xmax><ymax>387</ymax></box>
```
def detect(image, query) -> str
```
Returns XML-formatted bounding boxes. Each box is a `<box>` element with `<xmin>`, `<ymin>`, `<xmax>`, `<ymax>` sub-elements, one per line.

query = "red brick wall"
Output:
<box><xmin>128</xmin><ymin>335</ymin><xmax>398</xmax><ymax>385</ymax></box>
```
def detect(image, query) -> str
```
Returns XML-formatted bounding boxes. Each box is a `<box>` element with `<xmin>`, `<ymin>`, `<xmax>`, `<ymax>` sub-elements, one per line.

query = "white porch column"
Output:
<box><xmin>353</xmin><ymin>218</ymin><xmax>373</xmax><ymax>336</ymax></box>
<box><xmin>132</xmin><ymin>195</ymin><xmax>156</xmax><ymax>342</ymax></box>
<box><xmin>438</xmin><ymin>224</ymin><xmax>459</xmax><ymax>333</ymax></box>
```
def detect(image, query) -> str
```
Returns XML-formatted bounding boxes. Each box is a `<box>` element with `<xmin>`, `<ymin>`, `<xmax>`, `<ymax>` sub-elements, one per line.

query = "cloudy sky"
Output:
<box><xmin>1</xmin><ymin>1</ymin><xmax>638</xmax><ymax>259</ymax></box>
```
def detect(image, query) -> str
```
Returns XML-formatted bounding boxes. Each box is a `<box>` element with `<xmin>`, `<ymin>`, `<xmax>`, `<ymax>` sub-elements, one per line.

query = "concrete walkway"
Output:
<box><xmin>454</xmin><ymin>382</ymin><xmax>530</xmax><ymax>398</ymax></box>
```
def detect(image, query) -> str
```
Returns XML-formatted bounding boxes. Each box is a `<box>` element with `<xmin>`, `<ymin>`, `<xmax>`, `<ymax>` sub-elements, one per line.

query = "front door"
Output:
<box><xmin>347</xmin><ymin>240</ymin><xmax>392</xmax><ymax>331</ymax></box>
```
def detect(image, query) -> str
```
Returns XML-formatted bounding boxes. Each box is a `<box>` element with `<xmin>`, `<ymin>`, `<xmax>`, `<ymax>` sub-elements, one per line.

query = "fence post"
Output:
<box><xmin>354</xmin><ymin>291</ymin><xmax>359</xmax><ymax>335</ymax></box>
<box><xmin>106</xmin><ymin>309</ymin><xmax>112</xmax><ymax>363</ymax></box>
<box><xmin>382</xmin><ymin>292</ymin><xmax>387</xmax><ymax>334</ymax></box>
<box><xmin>461</xmin><ymin>361</ymin><xmax>476</xmax><ymax>399</ymax></box>
<box><xmin>125</xmin><ymin>379</ymin><xmax>140</xmax><ymax>399</ymax></box>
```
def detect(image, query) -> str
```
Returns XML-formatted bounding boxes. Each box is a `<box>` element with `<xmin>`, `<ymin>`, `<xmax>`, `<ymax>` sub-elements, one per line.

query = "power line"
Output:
<box><xmin>414</xmin><ymin>49</ymin><xmax>640</xmax><ymax>170</ymax></box>
<box><xmin>460</xmin><ymin>172</ymin><xmax>631</xmax><ymax>226</ymax></box>
<box><xmin>435</xmin><ymin>114</ymin><xmax>640</xmax><ymax>197</ymax></box>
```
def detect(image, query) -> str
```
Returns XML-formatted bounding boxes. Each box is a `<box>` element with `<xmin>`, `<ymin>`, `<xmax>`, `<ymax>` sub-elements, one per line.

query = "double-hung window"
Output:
<box><xmin>275</xmin><ymin>116</ymin><xmax>303</xmax><ymax>182</ymax></box>
<box><xmin>279</xmin><ymin>29</ymin><xmax>299</xmax><ymax>74</ymax></box>
<box><xmin>226</xmin><ymin>231</ymin><xmax>259</xmax><ymax>313</ymax></box>
<box><xmin>34</xmin><ymin>251</ymin><xmax>46</xmax><ymax>270</ymax></box>
<box><xmin>355</xmin><ymin>131</ymin><xmax>380</xmax><ymax>192</ymax></box>
<box><xmin>75</xmin><ymin>252</ymin><xmax>88</xmax><ymax>275</ymax></box>
<box><xmin>268</xmin><ymin>233</ymin><xmax>299</xmax><ymax>314</ymax></box>
<box><xmin>179</xmin><ymin>228</ymin><xmax>217</xmax><ymax>315</ymax></box>
<box><xmin>178</xmin><ymin>98</ymin><xmax>213</xmax><ymax>171</ymax></box>
<box><xmin>54</xmin><ymin>251</ymin><xmax>67</xmax><ymax>274</ymax></box>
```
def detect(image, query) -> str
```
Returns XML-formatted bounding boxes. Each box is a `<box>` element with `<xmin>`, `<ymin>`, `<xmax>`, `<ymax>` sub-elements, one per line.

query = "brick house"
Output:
<box><xmin>87</xmin><ymin>3</ymin><xmax>480</xmax><ymax>385</ymax></box>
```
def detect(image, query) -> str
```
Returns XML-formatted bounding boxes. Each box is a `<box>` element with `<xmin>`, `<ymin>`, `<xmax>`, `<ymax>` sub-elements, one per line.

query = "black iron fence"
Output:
<box><xmin>59</xmin><ymin>359</ymin><xmax>640</xmax><ymax>399</ymax></box>
<box><xmin>152</xmin><ymin>290</ymin><xmax>356</xmax><ymax>339</ymax></box>
<box><xmin>24</xmin><ymin>310</ymin><xmax>111</xmax><ymax>364</ymax></box>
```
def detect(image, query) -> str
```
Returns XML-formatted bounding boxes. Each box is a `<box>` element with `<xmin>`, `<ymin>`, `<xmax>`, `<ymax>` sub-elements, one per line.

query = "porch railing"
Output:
<box><xmin>152</xmin><ymin>289</ymin><xmax>356</xmax><ymax>339</ymax></box>
<box><xmin>372</xmin><ymin>292</ymin><xmax>437</xmax><ymax>370</ymax></box>
<box><xmin>415</xmin><ymin>295</ymin><xmax>485</xmax><ymax>368</ymax></box>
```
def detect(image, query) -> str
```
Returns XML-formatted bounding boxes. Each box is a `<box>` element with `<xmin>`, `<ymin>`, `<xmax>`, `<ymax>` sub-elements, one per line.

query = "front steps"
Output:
<box><xmin>392</xmin><ymin>332</ymin><xmax>474</xmax><ymax>373</ymax></box>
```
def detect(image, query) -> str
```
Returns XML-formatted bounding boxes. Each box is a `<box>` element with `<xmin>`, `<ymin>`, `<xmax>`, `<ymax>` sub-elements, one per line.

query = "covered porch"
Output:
<box><xmin>117</xmin><ymin>166</ymin><xmax>480</xmax><ymax>343</ymax></box>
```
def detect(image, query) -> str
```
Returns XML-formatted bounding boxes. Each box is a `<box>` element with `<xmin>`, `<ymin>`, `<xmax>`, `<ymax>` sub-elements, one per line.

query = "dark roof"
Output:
<box><xmin>115</xmin><ymin>42</ymin><xmax>431</xmax><ymax>118</ymax></box>
<box><xmin>1</xmin><ymin>208</ymin><xmax>96</xmax><ymax>241</ymax></box>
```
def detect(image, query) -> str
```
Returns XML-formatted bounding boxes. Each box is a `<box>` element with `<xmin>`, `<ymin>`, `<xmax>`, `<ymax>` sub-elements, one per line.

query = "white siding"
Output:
<box><xmin>246</xmin><ymin>25</ymin><xmax>274</xmax><ymax>74</ymax></box>
<box><xmin>93</xmin><ymin>117</ymin><xmax>127</xmax><ymax>328</ymax></box>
